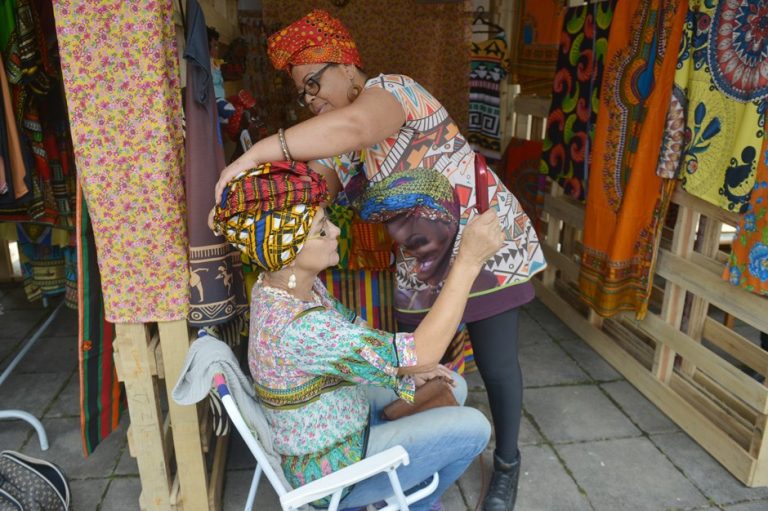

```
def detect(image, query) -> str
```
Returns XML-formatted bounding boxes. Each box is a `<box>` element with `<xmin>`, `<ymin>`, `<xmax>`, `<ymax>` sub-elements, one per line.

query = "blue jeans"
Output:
<box><xmin>339</xmin><ymin>372</ymin><xmax>491</xmax><ymax>511</ymax></box>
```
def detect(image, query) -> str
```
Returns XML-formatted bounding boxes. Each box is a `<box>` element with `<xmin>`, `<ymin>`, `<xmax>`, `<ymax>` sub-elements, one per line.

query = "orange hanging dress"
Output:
<box><xmin>579</xmin><ymin>0</ymin><xmax>687</xmax><ymax>319</ymax></box>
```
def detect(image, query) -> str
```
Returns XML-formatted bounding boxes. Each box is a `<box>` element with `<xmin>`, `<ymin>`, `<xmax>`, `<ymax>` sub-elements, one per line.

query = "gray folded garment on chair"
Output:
<box><xmin>171</xmin><ymin>334</ymin><xmax>290</xmax><ymax>488</ymax></box>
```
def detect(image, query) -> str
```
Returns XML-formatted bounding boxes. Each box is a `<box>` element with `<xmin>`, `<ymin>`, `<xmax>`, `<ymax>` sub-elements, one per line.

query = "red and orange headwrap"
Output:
<box><xmin>267</xmin><ymin>9</ymin><xmax>362</xmax><ymax>72</ymax></box>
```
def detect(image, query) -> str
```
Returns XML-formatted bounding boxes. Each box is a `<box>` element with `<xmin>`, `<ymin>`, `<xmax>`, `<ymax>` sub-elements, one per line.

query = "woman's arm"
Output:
<box><xmin>215</xmin><ymin>87</ymin><xmax>405</xmax><ymax>202</ymax></box>
<box><xmin>400</xmin><ymin>209</ymin><xmax>505</xmax><ymax>374</ymax></box>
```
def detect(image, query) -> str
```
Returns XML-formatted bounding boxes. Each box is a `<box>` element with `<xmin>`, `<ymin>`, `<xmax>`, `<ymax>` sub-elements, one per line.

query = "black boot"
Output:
<box><xmin>483</xmin><ymin>452</ymin><xmax>520</xmax><ymax>511</ymax></box>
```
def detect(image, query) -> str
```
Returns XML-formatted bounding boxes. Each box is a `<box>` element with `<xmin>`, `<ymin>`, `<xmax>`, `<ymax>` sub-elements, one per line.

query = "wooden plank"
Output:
<box><xmin>543</xmin><ymin>193</ymin><xmax>585</xmax><ymax>230</ymax></box>
<box><xmin>157</xmin><ymin>320</ymin><xmax>210</xmax><ymax>511</ymax></box>
<box><xmin>692</xmin><ymin>369</ymin><xmax>758</xmax><ymax>426</ymax></box>
<box><xmin>533</xmin><ymin>280</ymin><xmax>756</xmax><ymax>484</ymax></box>
<box><xmin>207</xmin><ymin>432</ymin><xmax>231</xmax><ymax>511</ymax></box>
<box><xmin>672</xmin><ymin>188</ymin><xmax>739</xmax><ymax>227</ymax></box>
<box><xmin>703</xmin><ymin>317</ymin><xmax>768</xmax><ymax>376</ymax></box>
<box><xmin>541</xmin><ymin>243</ymin><xmax>579</xmax><ymax>283</ymax></box>
<box><xmin>656</xmin><ymin>249</ymin><xmax>768</xmax><ymax>334</ymax></box>
<box><xmin>115</xmin><ymin>323</ymin><xmax>172</xmax><ymax>510</ymax></box>
<box><xmin>668</xmin><ymin>373</ymin><xmax>752</xmax><ymax>449</ymax></box>
<box><xmin>511</xmin><ymin>95</ymin><xmax>551</xmax><ymax>118</ymax></box>
<box><xmin>655</xmin><ymin>204</ymin><xmax>697</xmax><ymax>382</ymax></box>
<box><xmin>635</xmin><ymin>312</ymin><xmax>768</xmax><ymax>414</ymax></box>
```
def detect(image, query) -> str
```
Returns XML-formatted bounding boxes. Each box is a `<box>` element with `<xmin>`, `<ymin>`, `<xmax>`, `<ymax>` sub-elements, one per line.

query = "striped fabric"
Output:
<box><xmin>319</xmin><ymin>268</ymin><xmax>396</xmax><ymax>332</ymax></box>
<box><xmin>77</xmin><ymin>186</ymin><xmax>123</xmax><ymax>455</ymax></box>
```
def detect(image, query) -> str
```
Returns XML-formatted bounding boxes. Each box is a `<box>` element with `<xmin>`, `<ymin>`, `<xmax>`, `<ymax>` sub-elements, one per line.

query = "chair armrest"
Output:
<box><xmin>280</xmin><ymin>445</ymin><xmax>410</xmax><ymax>510</ymax></box>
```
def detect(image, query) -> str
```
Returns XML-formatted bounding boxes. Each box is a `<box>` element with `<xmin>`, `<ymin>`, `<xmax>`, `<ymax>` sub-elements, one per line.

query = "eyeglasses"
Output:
<box><xmin>297</xmin><ymin>63</ymin><xmax>336</xmax><ymax>107</ymax></box>
<box><xmin>306</xmin><ymin>214</ymin><xmax>332</xmax><ymax>240</ymax></box>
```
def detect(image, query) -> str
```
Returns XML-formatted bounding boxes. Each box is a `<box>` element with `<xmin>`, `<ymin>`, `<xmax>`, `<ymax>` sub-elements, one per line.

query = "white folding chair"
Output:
<box><xmin>213</xmin><ymin>374</ymin><xmax>439</xmax><ymax>511</ymax></box>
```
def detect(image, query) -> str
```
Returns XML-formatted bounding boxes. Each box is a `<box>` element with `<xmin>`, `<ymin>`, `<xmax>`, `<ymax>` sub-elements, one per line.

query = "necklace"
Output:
<box><xmin>257</xmin><ymin>273</ymin><xmax>319</xmax><ymax>303</ymax></box>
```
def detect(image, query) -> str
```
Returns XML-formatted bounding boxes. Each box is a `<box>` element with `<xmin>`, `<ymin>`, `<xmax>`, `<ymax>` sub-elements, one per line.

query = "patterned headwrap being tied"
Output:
<box><xmin>213</xmin><ymin>161</ymin><xmax>328</xmax><ymax>271</ymax></box>
<box><xmin>357</xmin><ymin>169</ymin><xmax>459</xmax><ymax>225</ymax></box>
<box><xmin>266</xmin><ymin>9</ymin><xmax>363</xmax><ymax>72</ymax></box>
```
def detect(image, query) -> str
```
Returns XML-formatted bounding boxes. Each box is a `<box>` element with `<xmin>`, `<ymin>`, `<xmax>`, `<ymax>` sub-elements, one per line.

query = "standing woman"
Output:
<box><xmin>214</xmin><ymin>10</ymin><xmax>546</xmax><ymax>510</ymax></box>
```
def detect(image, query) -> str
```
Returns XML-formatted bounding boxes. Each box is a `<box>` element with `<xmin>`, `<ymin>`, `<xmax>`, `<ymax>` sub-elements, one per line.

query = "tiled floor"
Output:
<box><xmin>2</xmin><ymin>283</ymin><xmax>768</xmax><ymax>510</ymax></box>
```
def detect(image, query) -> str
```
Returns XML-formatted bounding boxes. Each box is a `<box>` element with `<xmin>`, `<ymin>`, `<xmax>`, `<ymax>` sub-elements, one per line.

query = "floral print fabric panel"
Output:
<box><xmin>248</xmin><ymin>277</ymin><xmax>415</xmax><ymax>491</ymax></box>
<box><xmin>674</xmin><ymin>0</ymin><xmax>768</xmax><ymax>213</ymax></box>
<box><xmin>541</xmin><ymin>0</ymin><xmax>617</xmax><ymax>201</ymax></box>
<box><xmin>53</xmin><ymin>0</ymin><xmax>189</xmax><ymax>322</ymax></box>
<box><xmin>726</xmin><ymin>131</ymin><xmax>768</xmax><ymax>296</ymax></box>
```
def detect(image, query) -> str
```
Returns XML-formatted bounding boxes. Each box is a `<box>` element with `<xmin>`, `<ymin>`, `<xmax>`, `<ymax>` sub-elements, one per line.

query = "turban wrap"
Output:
<box><xmin>213</xmin><ymin>161</ymin><xmax>328</xmax><ymax>271</ymax></box>
<box><xmin>357</xmin><ymin>169</ymin><xmax>459</xmax><ymax>226</ymax></box>
<box><xmin>267</xmin><ymin>9</ymin><xmax>363</xmax><ymax>72</ymax></box>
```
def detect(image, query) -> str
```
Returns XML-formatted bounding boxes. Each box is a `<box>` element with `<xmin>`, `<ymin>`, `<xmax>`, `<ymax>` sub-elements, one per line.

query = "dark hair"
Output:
<box><xmin>207</xmin><ymin>26</ymin><xmax>220</xmax><ymax>45</ymax></box>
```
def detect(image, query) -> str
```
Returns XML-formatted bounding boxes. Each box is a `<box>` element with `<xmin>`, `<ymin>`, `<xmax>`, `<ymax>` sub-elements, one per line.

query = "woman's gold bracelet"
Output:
<box><xmin>277</xmin><ymin>128</ymin><xmax>294</xmax><ymax>162</ymax></box>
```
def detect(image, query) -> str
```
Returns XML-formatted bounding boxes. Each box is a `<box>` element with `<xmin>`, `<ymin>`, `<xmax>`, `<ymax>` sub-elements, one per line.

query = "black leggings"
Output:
<box><xmin>399</xmin><ymin>308</ymin><xmax>522</xmax><ymax>463</ymax></box>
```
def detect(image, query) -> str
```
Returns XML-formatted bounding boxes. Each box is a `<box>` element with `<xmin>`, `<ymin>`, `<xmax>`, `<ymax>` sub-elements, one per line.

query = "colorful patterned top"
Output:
<box><xmin>319</xmin><ymin>74</ymin><xmax>546</xmax><ymax>323</ymax></box>
<box><xmin>248</xmin><ymin>276</ymin><xmax>417</xmax><ymax>492</ymax></box>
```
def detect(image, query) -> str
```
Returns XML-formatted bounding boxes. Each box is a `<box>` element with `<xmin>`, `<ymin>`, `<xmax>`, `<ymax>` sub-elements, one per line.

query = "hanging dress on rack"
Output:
<box><xmin>468</xmin><ymin>31</ymin><xmax>508</xmax><ymax>165</ymax></box>
<box><xmin>541</xmin><ymin>0</ymin><xmax>617</xmax><ymax>201</ymax></box>
<box><xmin>579</xmin><ymin>0</ymin><xmax>688</xmax><ymax>319</ymax></box>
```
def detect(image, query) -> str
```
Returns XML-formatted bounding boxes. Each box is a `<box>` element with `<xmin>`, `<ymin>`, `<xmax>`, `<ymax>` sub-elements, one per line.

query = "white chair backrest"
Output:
<box><xmin>214</xmin><ymin>375</ymin><xmax>291</xmax><ymax>498</ymax></box>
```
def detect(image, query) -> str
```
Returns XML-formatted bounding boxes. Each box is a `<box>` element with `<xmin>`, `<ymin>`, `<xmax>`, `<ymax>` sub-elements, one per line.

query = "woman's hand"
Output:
<box><xmin>215</xmin><ymin>162</ymin><xmax>247</xmax><ymax>205</ymax></box>
<box><xmin>412</xmin><ymin>364</ymin><xmax>456</xmax><ymax>388</ymax></box>
<box><xmin>456</xmin><ymin>209</ymin><xmax>505</xmax><ymax>269</ymax></box>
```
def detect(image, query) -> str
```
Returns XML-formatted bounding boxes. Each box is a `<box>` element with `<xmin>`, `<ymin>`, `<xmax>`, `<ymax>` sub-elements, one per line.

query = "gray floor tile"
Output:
<box><xmin>518</xmin><ymin>309</ymin><xmax>552</xmax><ymax>348</ymax></box>
<box><xmin>0</xmin><ymin>371</ymin><xmax>70</xmax><ymax>417</ymax></box>
<box><xmin>45</xmin><ymin>373</ymin><xmax>80</xmax><ymax>418</ymax></box>
<box><xmin>557</xmin><ymin>437</ymin><xmax>708</xmax><ymax>511</ymax></box>
<box><xmin>0</xmin><ymin>308</ymin><xmax>51</xmax><ymax>340</ymax></box>
<box><xmin>520</xmin><ymin>338</ymin><xmax>590</xmax><ymax>388</ymax></box>
<box><xmin>101</xmin><ymin>477</ymin><xmax>142</xmax><ymax>510</ymax></box>
<box><xmin>0</xmin><ymin>419</ymin><xmax>32</xmax><ymax>450</ymax></box>
<box><xmin>70</xmin><ymin>477</ymin><xmax>109</xmax><ymax>511</ymax></box>
<box><xmin>456</xmin><ymin>448</ymin><xmax>492</xmax><ymax>508</ymax></box>
<box><xmin>42</xmin><ymin>307</ymin><xmax>78</xmax><ymax>337</ymax></box>
<box><xmin>652</xmin><ymin>432</ymin><xmax>768</xmax><ymax>505</ymax></box>
<box><xmin>21</xmin><ymin>417</ymin><xmax>125</xmax><ymax>479</ymax></box>
<box><xmin>524</xmin><ymin>385</ymin><xmax>641</xmax><ymax>443</ymax></box>
<box><xmin>558</xmin><ymin>337</ymin><xmax>622</xmax><ymax>382</ymax></box>
<box><xmin>222</xmin><ymin>470</ymin><xmax>280</xmax><ymax>511</ymax></box>
<box><xmin>441</xmin><ymin>484</ymin><xmax>465</xmax><ymax>511</ymax></box>
<box><xmin>115</xmin><ymin>445</ymin><xmax>139</xmax><ymax>476</ymax></box>
<box><xmin>723</xmin><ymin>500</ymin><xmax>768</xmax><ymax>510</ymax></box>
<box><xmin>17</xmin><ymin>333</ymin><xmax>78</xmax><ymax>374</ymax></box>
<box><xmin>601</xmin><ymin>381</ymin><xmax>678</xmax><ymax>434</ymax></box>
<box><xmin>0</xmin><ymin>286</ymin><xmax>45</xmax><ymax>311</ymax></box>
<box><xmin>462</xmin><ymin>369</ymin><xmax>484</xmax><ymax>390</ymax></box>
<box><xmin>523</xmin><ymin>299</ymin><xmax>581</xmax><ymax>342</ymax></box>
<box><xmin>517</xmin><ymin>444</ymin><xmax>591</xmax><ymax>511</ymax></box>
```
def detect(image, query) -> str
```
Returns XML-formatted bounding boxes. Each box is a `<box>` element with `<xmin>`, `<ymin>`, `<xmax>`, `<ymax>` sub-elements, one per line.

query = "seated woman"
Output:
<box><xmin>212</xmin><ymin>162</ymin><xmax>504</xmax><ymax>510</ymax></box>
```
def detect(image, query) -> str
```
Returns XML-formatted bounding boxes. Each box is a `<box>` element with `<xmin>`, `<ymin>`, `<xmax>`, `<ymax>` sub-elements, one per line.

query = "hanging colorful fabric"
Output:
<box><xmin>509</xmin><ymin>0</ymin><xmax>567</xmax><ymax>95</ymax></box>
<box><xmin>579</xmin><ymin>0</ymin><xmax>687</xmax><ymax>319</ymax></box>
<box><xmin>725</xmin><ymin>129</ymin><xmax>768</xmax><ymax>296</ymax></box>
<box><xmin>540</xmin><ymin>0</ymin><xmax>617</xmax><ymax>201</ymax></box>
<box><xmin>499</xmin><ymin>138</ymin><xmax>545</xmax><ymax>234</ymax></box>
<box><xmin>53</xmin><ymin>0</ymin><xmax>189</xmax><ymax>322</ymax></box>
<box><xmin>468</xmin><ymin>33</ymin><xmax>508</xmax><ymax>164</ymax></box>
<box><xmin>77</xmin><ymin>186</ymin><xmax>123</xmax><ymax>455</ymax></box>
<box><xmin>184</xmin><ymin>0</ymin><xmax>248</xmax><ymax>328</ymax></box>
<box><xmin>669</xmin><ymin>0</ymin><xmax>768</xmax><ymax>213</ymax></box>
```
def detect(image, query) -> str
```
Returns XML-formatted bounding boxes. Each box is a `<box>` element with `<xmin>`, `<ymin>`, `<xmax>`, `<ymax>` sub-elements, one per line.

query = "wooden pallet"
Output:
<box><xmin>114</xmin><ymin>320</ymin><xmax>228</xmax><ymax>510</ymax></box>
<box><xmin>507</xmin><ymin>93</ymin><xmax>768</xmax><ymax>486</ymax></box>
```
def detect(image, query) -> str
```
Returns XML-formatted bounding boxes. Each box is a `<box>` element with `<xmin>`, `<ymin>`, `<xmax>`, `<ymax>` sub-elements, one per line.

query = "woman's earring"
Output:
<box><xmin>288</xmin><ymin>272</ymin><xmax>297</xmax><ymax>289</ymax></box>
<box><xmin>347</xmin><ymin>84</ymin><xmax>362</xmax><ymax>102</ymax></box>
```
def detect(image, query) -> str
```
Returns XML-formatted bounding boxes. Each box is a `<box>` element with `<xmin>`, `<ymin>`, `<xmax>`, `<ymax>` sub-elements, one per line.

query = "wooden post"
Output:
<box><xmin>653</xmin><ymin>202</ymin><xmax>698</xmax><ymax>383</ymax></box>
<box><xmin>158</xmin><ymin>320</ymin><xmax>210</xmax><ymax>511</ymax></box>
<box><xmin>114</xmin><ymin>323</ymin><xmax>172</xmax><ymax>510</ymax></box>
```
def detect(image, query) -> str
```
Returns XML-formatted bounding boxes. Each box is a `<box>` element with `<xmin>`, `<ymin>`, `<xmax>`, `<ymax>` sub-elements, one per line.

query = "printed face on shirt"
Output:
<box><xmin>385</xmin><ymin>216</ymin><xmax>458</xmax><ymax>285</ymax></box>
<box><xmin>291</xmin><ymin>63</ymin><xmax>355</xmax><ymax>115</ymax></box>
<box><xmin>294</xmin><ymin>208</ymin><xmax>341</xmax><ymax>273</ymax></box>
